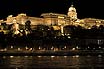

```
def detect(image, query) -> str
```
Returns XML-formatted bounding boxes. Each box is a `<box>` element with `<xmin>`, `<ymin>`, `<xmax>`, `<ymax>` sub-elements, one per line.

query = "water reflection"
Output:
<box><xmin>37</xmin><ymin>56</ymin><xmax>42</xmax><ymax>58</ymax></box>
<box><xmin>0</xmin><ymin>56</ymin><xmax>104</xmax><ymax>69</ymax></box>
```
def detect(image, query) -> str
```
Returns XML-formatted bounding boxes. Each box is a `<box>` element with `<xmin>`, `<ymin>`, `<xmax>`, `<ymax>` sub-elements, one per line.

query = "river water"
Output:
<box><xmin>0</xmin><ymin>55</ymin><xmax>104</xmax><ymax>69</ymax></box>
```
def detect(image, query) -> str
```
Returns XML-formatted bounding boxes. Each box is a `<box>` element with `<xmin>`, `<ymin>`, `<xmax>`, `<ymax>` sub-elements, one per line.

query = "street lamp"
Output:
<box><xmin>10</xmin><ymin>46</ymin><xmax>13</xmax><ymax>49</ymax></box>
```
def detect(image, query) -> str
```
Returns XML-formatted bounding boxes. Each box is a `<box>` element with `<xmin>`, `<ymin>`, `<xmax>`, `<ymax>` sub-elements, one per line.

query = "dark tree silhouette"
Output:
<box><xmin>1</xmin><ymin>22</ymin><xmax>7</xmax><ymax>30</ymax></box>
<box><xmin>25</xmin><ymin>20</ymin><xmax>31</xmax><ymax>30</ymax></box>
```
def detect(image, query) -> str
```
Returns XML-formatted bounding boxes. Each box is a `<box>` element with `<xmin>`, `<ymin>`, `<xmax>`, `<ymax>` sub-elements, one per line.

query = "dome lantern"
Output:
<box><xmin>67</xmin><ymin>4</ymin><xmax>77</xmax><ymax>19</ymax></box>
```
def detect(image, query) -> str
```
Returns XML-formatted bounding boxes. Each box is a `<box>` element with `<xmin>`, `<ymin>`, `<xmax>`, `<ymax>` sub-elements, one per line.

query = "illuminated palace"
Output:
<box><xmin>0</xmin><ymin>5</ymin><xmax>104</xmax><ymax>35</ymax></box>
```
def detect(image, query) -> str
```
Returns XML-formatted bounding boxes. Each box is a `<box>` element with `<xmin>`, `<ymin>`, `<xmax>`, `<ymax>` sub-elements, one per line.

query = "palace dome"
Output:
<box><xmin>68</xmin><ymin>5</ymin><xmax>76</xmax><ymax>12</ymax></box>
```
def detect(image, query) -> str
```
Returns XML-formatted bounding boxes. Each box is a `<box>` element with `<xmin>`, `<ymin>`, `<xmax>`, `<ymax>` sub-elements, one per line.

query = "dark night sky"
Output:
<box><xmin>0</xmin><ymin>0</ymin><xmax>104</xmax><ymax>19</ymax></box>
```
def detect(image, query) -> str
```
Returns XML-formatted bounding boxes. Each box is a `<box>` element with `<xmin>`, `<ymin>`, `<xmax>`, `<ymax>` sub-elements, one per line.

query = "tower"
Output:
<box><xmin>67</xmin><ymin>4</ymin><xmax>77</xmax><ymax>19</ymax></box>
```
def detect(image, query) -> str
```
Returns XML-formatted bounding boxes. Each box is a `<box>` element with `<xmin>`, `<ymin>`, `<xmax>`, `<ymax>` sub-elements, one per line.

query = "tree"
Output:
<box><xmin>1</xmin><ymin>22</ymin><xmax>7</xmax><ymax>30</ymax></box>
<box><xmin>25</xmin><ymin>20</ymin><xmax>31</xmax><ymax>30</ymax></box>
<box><xmin>98</xmin><ymin>25</ymin><xmax>104</xmax><ymax>30</ymax></box>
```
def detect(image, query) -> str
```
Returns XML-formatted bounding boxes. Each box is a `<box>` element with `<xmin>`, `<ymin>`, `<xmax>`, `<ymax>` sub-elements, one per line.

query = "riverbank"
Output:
<box><xmin>0</xmin><ymin>50</ymin><xmax>104</xmax><ymax>56</ymax></box>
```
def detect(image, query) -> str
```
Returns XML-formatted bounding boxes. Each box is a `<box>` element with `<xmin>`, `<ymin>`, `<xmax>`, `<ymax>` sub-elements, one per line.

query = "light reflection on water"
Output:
<box><xmin>0</xmin><ymin>55</ymin><xmax>104</xmax><ymax>69</ymax></box>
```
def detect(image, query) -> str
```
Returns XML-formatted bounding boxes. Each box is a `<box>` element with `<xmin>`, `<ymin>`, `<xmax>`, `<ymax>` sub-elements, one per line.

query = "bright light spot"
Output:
<box><xmin>76</xmin><ymin>46</ymin><xmax>79</xmax><ymax>49</ymax></box>
<box><xmin>72</xmin><ymin>48</ymin><xmax>75</xmax><ymax>50</ymax></box>
<box><xmin>64</xmin><ymin>46</ymin><xmax>66</xmax><ymax>48</ymax></box>
<box><xmin>20</xmin><ymin>30</ymin><xmax>23</xmax><ymax>32</ymax></box>
<box><xmin>98</xmin><ymin>55</ymin><xmax>102</xmax><ymax>57</ymax></box>
<box><xmin>75</xmin><ymin>55</ymin><xmax>79</xmax><ymax>58</ymax></box>
<box><xmin>0</xmin><ymin>49</ymin><xmax>4</xmax><ymax>51</ymax></box>
<box><xmin>62</xmin><ymin>34</ymin><xmax>64</xmax><ymax>36</ymax></box>
<box><xmin>10</xmin><ymin>56</ymin><xmax>14</xmax><ymax>58</ymax></box>
<box><xmin>99</xmin><ymin>46</ymin><xmax>101</xmax><ymax>48</ymax></box>
<box><xmin>25</xmin><ymin>31</ymin><xmax>28</xmax><ymax>35</ymax></box>
<box><xmin>39</xmin><ymin>46</ymin><xmax>41</xmax><ymax>50</ymax></box>
<box><xmin>97</xmin><ymin>25</ymin><xmax>100</xmax><ymax>27</ymax></box>
<box><xmin>51</xmin><ymin>56</ymin><xmax>55</xmax><ymax>58</ymax></box>
<box><xmin>18</xmin><ymin>48</ymin><xmax>21</xmax><ymax>51</ymax></box>
<box><xmin>68</xmin><ymin>36</ymin><xmax>71</xmax><ymax>38</ymax></box>
<box><xmin>88</xmin><ymin>46</ymin><xmax>90</xmax><ymax>49</ymax></box>
<box><xmin>25</xmin><ymin>46</ymin><xmax>28</xmax><ymax>50</ymax></box>
<box><xmin>14</xmin><ymin>30</ymin><xmax>20</xmax><ymax>34</ymax></box>
<box><xmin>8</xmin><ymin>15</ymin><xmax>13</xmax><ymax>17</ymax></box>
<box><xmin>58</xmin><ymin>16</ymin><xmax>64</xmax><ymax>19</ymax></box>
<box><xmin>88</xmin><ymin>27</ymin><xmax>91</xmax><ymax>29</ymax></box>
<box><xmin>64</xmin><ymin>56</ymin><xmax>67</xmax><ymax>58</ymax></box>
<box><xmin>67</xmin><ymin>34</ymin><xmax>70</xmax><ymax>35</ymax></box>
<box><xmin>11</xmin><ymin>46</ymin><xmax>13</xmax><ymax>49</ymax></box>
<box><xmin>48</xmin><ymin>29</ymin><xmax>50</xmax><ymax>30</ymax></box>
<box><xmin>24</xmin><ymin>56</ymin><xmax>28</xmax><ymax>58</ymax></box>
<box><xmin>51</xmin><ymin>46</ymin><xmax>54</xmax><ymax>50</ymax></box>
<box><xmin>72</xmin><ymin>56</ymin><xmax>76</xmax><ymax>58</ymax></box>
<box><xmin>29</xmin><ymin>48</ymin><xmax>33</xmax><ymax>51</ymax></box>
<box><xmin>54</xmin><ymin>48</ymin><xmax>58</xmax><ymax>51</ymax></box>
<box><xmin>53</xmin><ymin>26</ymin><xmax>60</xmax><ymax>30</ymax></box>
<box><xmin>37</xmin><ymin>56</ymin><xmax>41</xmax><ymax>58</ymax></box>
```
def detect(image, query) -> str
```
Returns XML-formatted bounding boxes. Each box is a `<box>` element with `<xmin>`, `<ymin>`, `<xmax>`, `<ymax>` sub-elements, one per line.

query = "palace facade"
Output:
<box><xmin>0</xmin><ymin>5</ymin><xmax>104</xmax><ymax>35</ymax></box>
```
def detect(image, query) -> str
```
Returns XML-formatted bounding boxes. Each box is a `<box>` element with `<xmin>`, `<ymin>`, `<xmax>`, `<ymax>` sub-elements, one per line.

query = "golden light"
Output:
<box><xmin>10</xmin><ymin>46</ymin><xmax>13</xmax><ymax>49</ymax></box>
<box><xmin>58</xmin><ymin>16</ymin><xmax>64</xmax><ymax>19</ymax></box>
<box><xmin>4</xmin><ymin>48</ymin><xmax>7</xmax><ymax>51</ymax></box>
<box><xmin>10</xmin><ymin>56</ymin><xmax>14</xmax><ymax>58</ymax></box>
<box><xmin>88</xmin><ymin>27</ymin><xmax>91</xmax><ymax>29</ymax></box>
<box><xmin>29</xmin><ymin>48</ymin><xmax>33</xmax><ymax>51</ymax></box>
<box><xmin>75</xmin><ymin>55</ymin><xmax>79</xmax><ymax>58</ymax></box>
<box><xmin>18</xmin><ymin>48</ymin><xmax>21</xmax><ymax>51</ymax></box>
<box><xmin>51</xmin><ymin>46</ymin><xmax>54</xmax><ymax>50</ymax></box>
<box><xmin>64</xmin><ymin>56</ymin><xmax>67</xmax><ymax>58</ymax></box>
<box><xmin>0</xmin><ymin>49</ymin><xmax>4</xmax><ymax>51</ymax></box>
<box><xmin>51</xmin><ymin>56</ymin><xmax>55</xmax><ymax>58</ymax></box>
<box><xmin>72</xmin><ymin>48</ymin><xmax>76</xmax><ymax>50</ymax></box>
<box><xmin>53</xmin><ymin>26</ymin><xmax>60</xmax><ymax>30</ymax></box>
<box><xmin>25</xmin><ymin>46</ymin><xmax>29</xmax><ymax>50</ymax></box>
<box><xmin>37</xmin><ymin>56</ymin><xmax>42</xmax><ymax>58</ymax></box>
<box><xmin>54</xmin><ymin>48</ymin><xmax>59</xmax><ymax>51</ymax></box>
<box><xmin>14</xmin><ymin>30</ymin><xmax>20</xmax><ymax>34</ymax></box>
<box><xmin>76</xmin><ymin>46</ymin><xmax>79</xmax><ymax>49</ymax></box>
<box><xmin>64</xmin><ymin>46</ymin><xmax>66</xmax><ymax>49</ymax></box>
<box><xmin>68</xmin><ymin>36</ymin><xmax>71</xmax><ymax>39</ymax></box>
<box><xmin>39</xmin><ymin>46</ymin><xmax>41</xmax><ymax>50</ymax></box>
